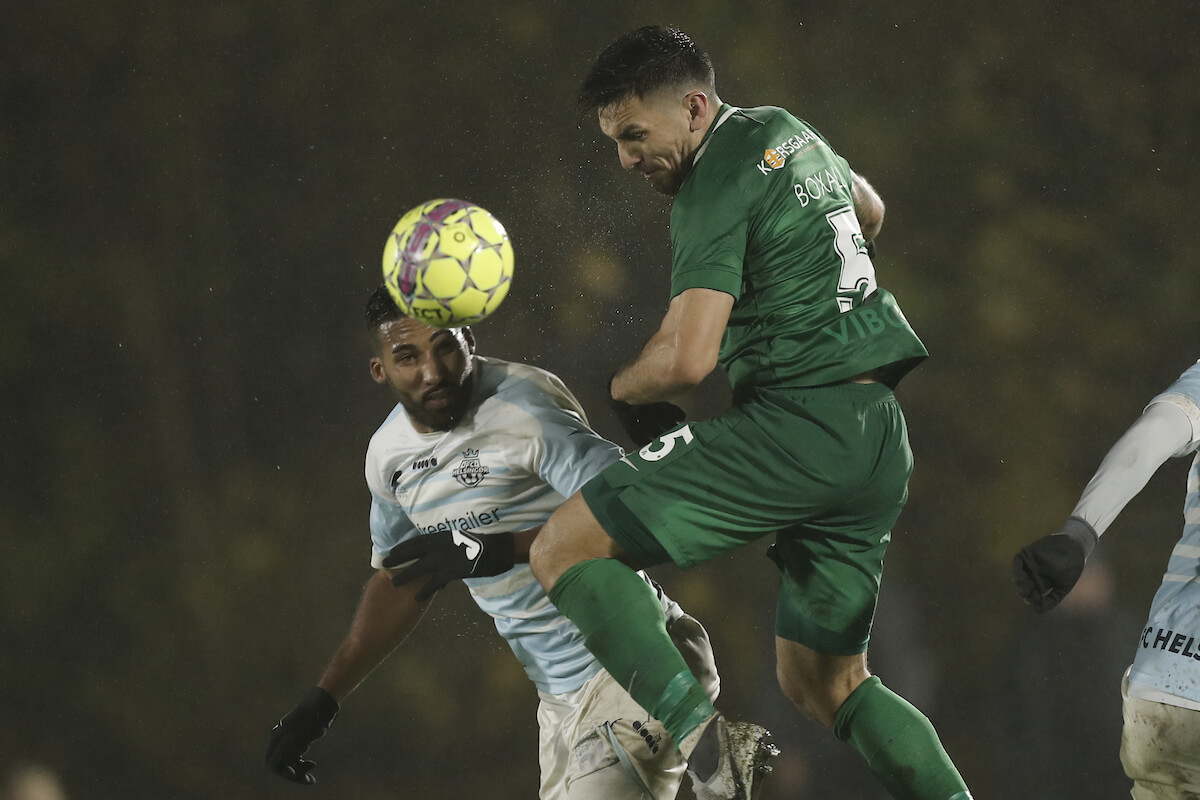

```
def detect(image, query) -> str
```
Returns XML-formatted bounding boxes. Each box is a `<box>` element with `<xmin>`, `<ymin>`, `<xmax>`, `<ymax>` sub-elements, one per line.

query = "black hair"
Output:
<box><xmin>364</xmin><ymin>284</ymin><xmax>403</xmax><ymax>342</ymax></box>
<box><xmin>577</xmin><ymin>25</ymin><xmax>715</xmax><ymax>117</ymax></box>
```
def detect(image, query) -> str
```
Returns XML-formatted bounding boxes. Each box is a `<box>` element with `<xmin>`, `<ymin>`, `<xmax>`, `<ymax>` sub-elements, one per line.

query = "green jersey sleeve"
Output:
<box><xmin>669</xmin><ymin>170</ymin><xmax>747</xmax><ymax>299</ymax></box>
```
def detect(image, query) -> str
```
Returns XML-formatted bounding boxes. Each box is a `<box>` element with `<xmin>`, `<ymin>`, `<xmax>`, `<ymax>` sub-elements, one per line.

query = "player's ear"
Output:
<box><xmin>686</xmin><ymin>91</ymin><xmax>710</xmax><ymax>132</ymax></box>
<box><xmin>369</xmin><ymin>357</ymin><xmax>388</xmax><ymax>385</ymax></box>
<box><xmin>461</xmin><ymin>327</ymin><xmax>476</xmax><ymax>354</ymax></box>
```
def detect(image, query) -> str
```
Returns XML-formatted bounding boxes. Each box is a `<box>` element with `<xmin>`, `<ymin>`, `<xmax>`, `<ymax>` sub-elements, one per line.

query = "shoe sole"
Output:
<box><xmin>726</xmin><ymin>722</ymin><xmax>780</xmax><ymax>800</ymax></box>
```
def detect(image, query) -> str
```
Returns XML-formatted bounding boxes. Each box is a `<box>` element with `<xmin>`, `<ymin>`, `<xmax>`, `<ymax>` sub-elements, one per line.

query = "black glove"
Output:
<box><xmin>1012</xmin><ymin>516</ymin><xmax>1099</xmax><ymax>613</ymax></box>
<box><xmin>383</xmin><ymin>530</ymin><xmax>516</xmax><ymax>601</ymax></box>
<box><xmin>607</xmin><ymin>374</ymin><xmax>685</xmax><ymax>448</ymax></box>
<box><xmin>266</xmin><ymin>686</ymin><xmax>340</xmax><ymax>785</ymax></box>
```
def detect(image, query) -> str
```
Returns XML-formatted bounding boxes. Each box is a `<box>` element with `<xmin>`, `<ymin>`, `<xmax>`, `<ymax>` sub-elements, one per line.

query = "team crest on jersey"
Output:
<box><xmin>452</xmin><ymin>449</ymin><xmax>490</xmax><ymax>487</ymax></box>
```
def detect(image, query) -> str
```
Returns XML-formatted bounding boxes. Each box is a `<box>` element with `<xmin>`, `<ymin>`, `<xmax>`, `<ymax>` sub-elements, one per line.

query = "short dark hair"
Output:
<box><xmin>364</xmin><ymin>284</ymin><xmax>403</xmax><ymax>342</ymax></box>
<box><xmin>578</xmin><ymin>26</ymin><xmax>715</xmax><ymax>117</ymax></box>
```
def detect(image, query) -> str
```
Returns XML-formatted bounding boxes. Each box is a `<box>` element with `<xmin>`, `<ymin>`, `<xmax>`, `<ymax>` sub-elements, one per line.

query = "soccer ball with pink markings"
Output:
<box><xmin>382</xmin><ymin>199</ymin><xmax>514</xmax><ymax>328</ymax></box>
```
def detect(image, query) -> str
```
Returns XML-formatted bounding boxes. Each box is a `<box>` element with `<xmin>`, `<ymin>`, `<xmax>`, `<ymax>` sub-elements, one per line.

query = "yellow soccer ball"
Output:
<box><xmin>382</xmin><ymin>199</ymin><xmax>514</xmax><ymax>328</ymax></box>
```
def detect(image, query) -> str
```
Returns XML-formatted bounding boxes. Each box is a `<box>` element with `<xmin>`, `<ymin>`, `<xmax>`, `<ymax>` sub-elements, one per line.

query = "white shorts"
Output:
<box><xmin>535</xmin><ymin>612</ymin><xmax>720</xmax><ymax>800</ymax></box>
<box><xmin>1121</xmin><ymin>671</ymin><xmax>1200</xmax><ymax>798</ymax></box>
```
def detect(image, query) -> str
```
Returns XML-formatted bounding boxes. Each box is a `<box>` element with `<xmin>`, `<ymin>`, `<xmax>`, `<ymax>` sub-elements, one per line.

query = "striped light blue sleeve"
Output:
<box><xmin>534</xmin><ymin>407</ymin><xmax>623</xmax><ymax>498</ymax></box>
<box><xmin>369</xmin><ymin>486</ymin><xmax>419</xmax><ymax>565</ymax></box>
<box><xmin>496</xmin><ymin>367</ymin><xmax>624</xmax><ymax>499</ymax></box>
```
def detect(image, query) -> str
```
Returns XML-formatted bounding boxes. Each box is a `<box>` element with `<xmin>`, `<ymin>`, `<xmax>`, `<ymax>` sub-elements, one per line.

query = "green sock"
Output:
<box><xmin>833</xmin><ymin>676</ymin><xmax>970</xmax><ymax>800</ymax></box>
<box><xmin>548</xmin><ymin>559</ymin><xmax>715</xmax><ymax>745</ymax></box>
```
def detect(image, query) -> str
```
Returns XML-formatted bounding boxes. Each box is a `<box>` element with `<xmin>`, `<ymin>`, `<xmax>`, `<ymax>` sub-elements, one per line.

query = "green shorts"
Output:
<box><xmin>581</xmin><ymin>382</ymin><xmax>912</xmax><ymax>655</ymax></box>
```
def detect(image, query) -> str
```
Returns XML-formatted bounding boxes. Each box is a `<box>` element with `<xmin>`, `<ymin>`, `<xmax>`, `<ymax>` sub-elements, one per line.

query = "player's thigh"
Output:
<box><xmin>582</xmin><ymin>389</ymin><xmax>882</xmax><ymax>570</ymax></box>
<box><xmin>565</xmin><ymin>760</ymin><xmax>670</xmax><ymax>800</ymax></box>
<box><xmin>1121</xmin><ymin>674</ymin><xmax>1200</xmax><ymax>797</ymax></box>
<box><xmin>770</xmin><ymin>515</ymin><xmax>893</xmax><ymax>656</ymax></box>
<box><xmin>547</xmin><ymin>669</ymin><xmax>686</xmax><ymax>799</ymax></box>
<box><xmin>538</xmin><ymin>689</ymin><xmax>576</xmax><ymax>800</ymax></box>
<box><xmin>768</xmin><ymin>386</ymin><xmax>912</xmax><ymax>654</ymax></box>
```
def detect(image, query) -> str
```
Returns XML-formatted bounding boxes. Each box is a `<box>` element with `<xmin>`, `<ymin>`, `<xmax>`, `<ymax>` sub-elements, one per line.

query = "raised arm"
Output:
<box><xmin>1071</xmin><ymin>402</ymin><xmax>1195</xmax><ymax>534</ymax></box>
<box><xmin>1012</xmin><ymin>401</ymin><xmax>1194</xmax><ymax>613</ymax></box>
<box><xmin>611</xmin><ymin>287</ymin><xmax>734</xmax><ymax>405</ymax></box>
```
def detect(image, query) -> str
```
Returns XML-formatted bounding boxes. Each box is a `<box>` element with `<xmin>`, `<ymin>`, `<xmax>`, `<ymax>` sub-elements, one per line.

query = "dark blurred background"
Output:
<box><xmin>2</xmin><ymin>2</ymin><xmax>1198</xmax><ymax>798</ymax></box>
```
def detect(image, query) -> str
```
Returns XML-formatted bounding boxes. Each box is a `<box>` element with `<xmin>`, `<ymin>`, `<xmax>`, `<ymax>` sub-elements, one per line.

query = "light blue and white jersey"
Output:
<box><xmin>1129</xmin><ymin>358</ymin><xmax>1200</xmax><ymax>708</ymax></box>
<box><xmin>365</xmin><ymin>356</ymin><xmax>678</xmax><ymax>695</ymax></box>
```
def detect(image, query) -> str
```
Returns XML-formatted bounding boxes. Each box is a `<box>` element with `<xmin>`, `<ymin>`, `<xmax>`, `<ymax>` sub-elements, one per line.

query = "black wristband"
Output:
<box><xmin>478</xmin><ymin>531</ymin><xmax>516</xmax><ymax>576</ymax></box>
<box><xmin>301</xmin><ymin>686</ymin><xmax>340</xmax><ymax>725</ymax></box>
<box><xmin>1061</xmin><ymin>516</ymin><xmax>1099</xmax><ymax>560</ymax></box>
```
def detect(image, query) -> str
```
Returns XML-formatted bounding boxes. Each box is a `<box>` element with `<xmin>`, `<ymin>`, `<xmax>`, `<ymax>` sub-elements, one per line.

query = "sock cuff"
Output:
<box><xmin>548</xmin><ymin>558</ymin><xmax>616</xmax><ymax>616</ymax></box>
<box><xmin>546</xmin><ymin>560</ymin><xmax>583</xmax><ymax>608</ymax></box>
<box><xmin>833</xmin><ymin>675</ymin><xmax>883</xmax><ymax>742</ymax></box>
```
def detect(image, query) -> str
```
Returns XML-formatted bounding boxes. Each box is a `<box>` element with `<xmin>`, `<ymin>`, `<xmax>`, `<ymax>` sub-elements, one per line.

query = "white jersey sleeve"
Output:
<box><xmin>1069</xmin><ymin>359</ymin><xmax>1200</xmax><ymax>535</ymax></box>
<box><xmin>511</xmin><ymin>368</ymin><xmax>622</xmax><ymax>499</ymax></box>
<box><xmin>1070</xmin><ymin>403</ymin><xmax>1194</xmax><ymax>535</ymax></box>
<box><xmin>1148</xmin><ymin>358</ymin><xmax>1200</xmax><ymax>449</ymax></box>
<box><xmin>1107</xmin><ymin>358</ymin><xmax>1200</xmax><ymax>709</ymax></box>
<box><xmin>364</xmin><ymin>403</ymin><xmax>422</xmax><ymax>557</ymax></box>
<box><xmin>368</xmin><ymin>487</ymin><xmax>418</xmax><ymax>559</ymax></box>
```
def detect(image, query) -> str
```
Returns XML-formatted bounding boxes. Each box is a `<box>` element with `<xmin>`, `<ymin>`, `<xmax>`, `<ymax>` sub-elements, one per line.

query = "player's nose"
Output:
<box><xmin>617</xmin><ymin>143</ymin><xmax>640</xmax><ymax>171</ymax></box>
<box><xmin>419</xmin><ymin>355</ymin><xmax>446</xmax><ymax>383</ymax></box>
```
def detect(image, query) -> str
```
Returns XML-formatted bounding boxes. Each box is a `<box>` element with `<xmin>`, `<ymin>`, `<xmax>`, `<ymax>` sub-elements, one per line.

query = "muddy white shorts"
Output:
<box><xmin>535</xmin><ymin>612</ymin><xmax>719</xmax><ymax>800</ymax></box>
<box><xmin>1121</xmin><ymin>671</ymin><xmax>1200</xmax><ymax>799</ymax></box>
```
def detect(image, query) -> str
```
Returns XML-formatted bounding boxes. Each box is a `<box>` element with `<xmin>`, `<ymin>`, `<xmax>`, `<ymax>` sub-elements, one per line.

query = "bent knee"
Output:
<box><xmin>777</xmin><ymin>667</ymin><xmax>842</xmax><ymax>728</ymax></box>
<box><xmin>776</xmin><ymin>643</ymin><xmax>869</xmax><ymax>728</ymax></box>
<box><xmin>530</xmin><ymin>493</ymin><xmax>619</xmax><ymax>593</ymax></box>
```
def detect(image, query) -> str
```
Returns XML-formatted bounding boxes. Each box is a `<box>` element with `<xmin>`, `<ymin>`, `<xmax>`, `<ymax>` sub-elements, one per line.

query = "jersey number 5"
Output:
<box><xmin>639</xmin><ymin>426</ymin><xmax>695</xmax><ymax>462</ymax></box>
<box><xmin>827</xmin><ymin>206</ymin><xmax>877</xmax><ymax>312</ymax></box>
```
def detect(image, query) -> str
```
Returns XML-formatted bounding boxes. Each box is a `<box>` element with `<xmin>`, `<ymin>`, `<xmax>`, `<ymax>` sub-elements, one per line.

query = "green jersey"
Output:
<box><xmin>670</xmin><ymin>104</ymin><xmax>928</xmax><ymax>393</ymax></box>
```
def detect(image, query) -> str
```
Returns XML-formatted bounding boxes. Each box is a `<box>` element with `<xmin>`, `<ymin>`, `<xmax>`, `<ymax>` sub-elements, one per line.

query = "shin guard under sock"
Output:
<box><xmin>833</xmin><ymin>676</ymin><xmax>969</xmax><ymax>800</ymax></box>
<box><xmin>548</xmin><ymin>559</ymin><xmax>716</xmax><ymax>745</ymax></box>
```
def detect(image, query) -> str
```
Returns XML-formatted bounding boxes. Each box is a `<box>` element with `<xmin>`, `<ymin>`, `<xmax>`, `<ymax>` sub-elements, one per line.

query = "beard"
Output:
<box><xmin>401</xmin><ymin>376</ymin><xmax>474</xmax><ymax>432</ymax></box>
<box><xmin>648</xmin><ymin>159</ymin><xmax>693</xmax><ymax>197</ymax></box>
